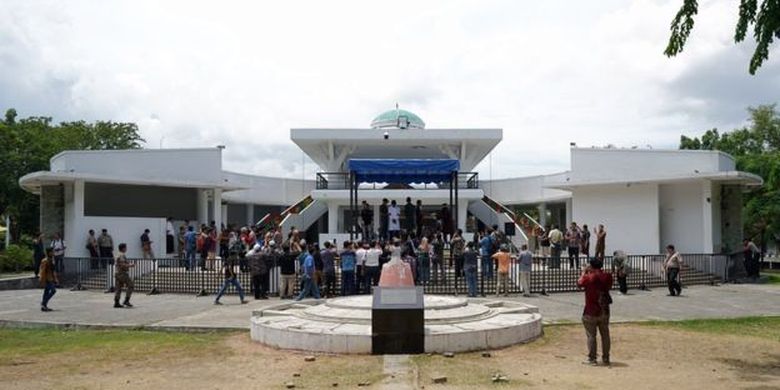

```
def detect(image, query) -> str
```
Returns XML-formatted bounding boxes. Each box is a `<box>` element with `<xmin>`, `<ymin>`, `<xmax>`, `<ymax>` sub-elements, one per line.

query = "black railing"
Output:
<box><xmin>57</xmin><ymin>252</ymin><xmax>736</xmax><ymax>297</ymax></box>
<box><xmin>315</xmin><ymin>172</ymin><xmax>479</xmax><ymax>190</ymax></box>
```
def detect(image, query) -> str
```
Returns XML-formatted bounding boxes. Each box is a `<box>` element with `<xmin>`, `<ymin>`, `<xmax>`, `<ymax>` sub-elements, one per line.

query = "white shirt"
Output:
<box><xmin>388</xmin><ymin>205</ymin><xmax>401</xmax><ymax>230</ymax></box>
<box><xmin>166</xmin><ymin>221</ymin><xmax>174</xmax><ymax>235</ymax></box>
<box><xmin>51</xmin><ymin>239</ymin><xmax>65</xmax><ymax>256</ymax></box>
<box><xmin>365</xmin><ymin>248</ymin><xmax>382</xmax><ymax>267</ymax></box>
<box><xmin>355</xmin><ymin>248</ymin><xmax>368</xmax><ymax>266</ymax></box>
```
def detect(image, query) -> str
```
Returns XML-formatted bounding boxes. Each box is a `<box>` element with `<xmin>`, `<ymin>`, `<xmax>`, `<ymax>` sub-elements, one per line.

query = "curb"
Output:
<box><xmin>0</xmin><ymin>319</ymin><xmax>246</xmax><ymax>333</ymax></box>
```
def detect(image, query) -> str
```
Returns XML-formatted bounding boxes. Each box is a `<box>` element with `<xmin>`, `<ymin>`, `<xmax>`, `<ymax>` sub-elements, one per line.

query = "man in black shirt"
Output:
<box><xmin>404</xmin><ymin>197</ymin><xmax>416</xmax><ymax>234</ymax></box>
<box><xmin>360</xmin><ymin>201</ymin><xmax>374</xmax><ymax>240</ymax></box>
<box><xmin>278</xmin><ymin>243</ymin><xmax>297</xmax><ymax>299</ymax></box>
<box><xmin>379</xmin><ymin>199</ymin><xmax>389</xmax><ymax>240</ymax></box>
<box><xmin>415</xmin><ymin>200</ymin><xmax>424</xmax><ymax>238</ymax></box>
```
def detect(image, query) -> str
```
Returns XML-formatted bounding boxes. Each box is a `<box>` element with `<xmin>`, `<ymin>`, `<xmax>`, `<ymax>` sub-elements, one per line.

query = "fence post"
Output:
<box><xmin>148</xmin><ymin>258</ymin><xmax>160</xmax><ymax>295</ymax></box>
<box><xmin>70</xmin><ymin>258</ymin><xmax>84</xmax><ymax>291</ymax></box>
<box><xmin>104</xmin><ymin>257</ymin><xmax>115</xmax><ymax>293</ymax></box>
<box><xmin>541</xmin><ymin>257</ymin><xmax>548</xmax><ymax>295</ymax></box>
<box><xmin>197</xmin><ymin>266</ymin><xmax>208</xmax><ymax>296</ymax></box>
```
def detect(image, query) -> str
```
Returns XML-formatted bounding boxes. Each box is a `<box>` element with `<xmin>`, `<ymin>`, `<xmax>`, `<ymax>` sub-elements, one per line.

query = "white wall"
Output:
<box><xmin>51</xmin><ymin>148</ymin><xmax>223</xmax><ymax>186</ymax></box>
<box><xmin>570</xmin><ymin>148</ymin><xmax>735</xmax><ymax>182</ymax></box>
<box><xmin>659</xmin><ymin>182</ymin><xmax>704</xmax><ymax>253</ymax></box>
<box><xmin>222</xmin><ymin>172</ymin><xmax>315</xmax><ymax>205</ymax></box>
<box><xmin>481</xmin><ymin>173</ymin><xmax>572</xmax><ymax>205</ymax></box>
<box><xmin>70</xmin><ymin>216</ymin><xmax>166</xmax><ymax>259</ymax></box>
<box><xmin>572</xmin><ymin>183</ymin><xmax>660</xmax><ymax>255</ymax></box>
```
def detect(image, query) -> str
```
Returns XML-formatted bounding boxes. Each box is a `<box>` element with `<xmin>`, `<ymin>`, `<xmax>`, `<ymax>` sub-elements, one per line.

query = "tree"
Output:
<box><xmin>665</xmin><ymin>0</ymin><xmax>780</xmax><ymax>74</ymax></box>
<box><xmin>0</xmin><ymin>109</ymin><xmax>145</xmax><ymax>242</ymax></box>
<box><xmin>680</xmin><ymin>104</ymin><xmax>780</xmax><ymax>249</ymax></box>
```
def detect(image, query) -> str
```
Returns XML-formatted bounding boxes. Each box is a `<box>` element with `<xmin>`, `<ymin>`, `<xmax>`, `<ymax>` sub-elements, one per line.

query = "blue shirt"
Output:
<box><xmin>321</xmin><ymin>249</ymin><xmax>335</xmax><ymax>273</ymax></box>
<box><xmin>185</xmin><ymin>231</ymin><xmax>197</xmax><ymax>251</ymax></box>
<box><xmin>463</xmin><ymin>250</ymin><xmax>478</xmax><ymax>271</ymax></box>
<box><xmin>479</xmin><ymin>236</ymin><xmax>493</xmax><ymax>257</ymax></box>
<box><xmin>340</xmin><ymin>250</ymin><xmax>356</xmax><ymax>271</ymax></box>
<box><xmin>518</xmin><ymin>250</ymin><xmax>533</xmax><ymax>272</ymax></box>
<box><xmin>302</xmin><ymin>253</ymin><xmax>315</xmax><ymax>278</ymax></box>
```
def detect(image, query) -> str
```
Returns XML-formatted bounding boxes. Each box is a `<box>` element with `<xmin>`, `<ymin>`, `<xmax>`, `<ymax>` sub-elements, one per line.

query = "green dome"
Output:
<box><xmin>370</xmin><ymin>109</ymin><xmax>425</xmax><ymax>129</ymax></box>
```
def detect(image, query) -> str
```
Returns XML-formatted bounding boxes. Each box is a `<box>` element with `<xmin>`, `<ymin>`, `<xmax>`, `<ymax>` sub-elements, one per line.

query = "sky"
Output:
<box><xmin>1</xmin><ymin>0</ymin><xmax>779</xmax><ymax>181</ymax></box>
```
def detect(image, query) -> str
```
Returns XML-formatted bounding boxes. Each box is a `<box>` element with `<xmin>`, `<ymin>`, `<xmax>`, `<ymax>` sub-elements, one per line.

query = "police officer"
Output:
<box><xmin>114</xmin><ymin>243</ymin><xmax>135</xmax><ymax>308</ymax></box>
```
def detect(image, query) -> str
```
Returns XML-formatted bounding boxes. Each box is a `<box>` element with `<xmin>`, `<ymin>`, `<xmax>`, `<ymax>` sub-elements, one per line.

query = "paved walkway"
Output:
<box><xmin>0</xmin><ymin>284</ymin><xmax>778</xmax><ymax>331</ymax></box>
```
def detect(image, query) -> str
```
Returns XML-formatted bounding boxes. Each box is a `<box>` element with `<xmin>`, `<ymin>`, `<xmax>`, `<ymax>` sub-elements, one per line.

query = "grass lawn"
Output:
<box><xmin>1</xmin><ymin>317</ymin><xmax>779</xmax><ymax>389</ymax></box>
<box><xmin>0</xmin><ymin>328</ymin><xmax>230</xmax><ymax>366</ymax></box>
<box><xmin>641</xmin><ymin>315</ymin><xmax>780</xmax><ymax>342</ymax></box>
<box><xmin>763</xmin><ymin>269</ymin><xmax>780</xmax><ymax>284</ymax></box>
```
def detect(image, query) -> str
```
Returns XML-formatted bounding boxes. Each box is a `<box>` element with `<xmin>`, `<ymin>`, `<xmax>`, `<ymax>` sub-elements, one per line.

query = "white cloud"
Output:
<box><xmin>0</xmin><ymin>0</ymin><xmax>777</xmax><ymax>181</ymax></box>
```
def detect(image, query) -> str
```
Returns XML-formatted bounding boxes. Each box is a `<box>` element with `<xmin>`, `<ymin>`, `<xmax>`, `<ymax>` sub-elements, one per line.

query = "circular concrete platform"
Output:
<box><xmin>250</xmin><ymin>295</ymin><xmax>542</xmax><ymax>354</ymax></box>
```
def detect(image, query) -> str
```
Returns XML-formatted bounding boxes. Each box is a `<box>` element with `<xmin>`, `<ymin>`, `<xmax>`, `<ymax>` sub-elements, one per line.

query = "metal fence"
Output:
<box><xmin>57</xmin><ymin>252</ymin><xmax>739</xmax><ymax>297</ymax></box>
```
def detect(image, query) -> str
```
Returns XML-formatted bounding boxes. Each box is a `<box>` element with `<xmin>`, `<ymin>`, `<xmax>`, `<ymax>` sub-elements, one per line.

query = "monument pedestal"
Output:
<box><xmin>371</xmin><ymin>286</ymin><xmax>424</xmax><ymax>355</ymax></box>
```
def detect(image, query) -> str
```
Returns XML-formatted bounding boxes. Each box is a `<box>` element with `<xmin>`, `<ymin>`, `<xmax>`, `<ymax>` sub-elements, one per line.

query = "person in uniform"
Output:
<box><xmin>39</xmin><ymin>248</ymin><xmax>58</xmax><ymax>312</ymax></box>
<box><xmin>114</xmin><ymin>243</ymin><xmax>135</xmax><ymax>308</ymax></box>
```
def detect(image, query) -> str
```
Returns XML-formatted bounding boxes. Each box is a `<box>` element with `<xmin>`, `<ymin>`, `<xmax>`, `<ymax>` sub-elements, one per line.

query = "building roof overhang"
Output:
<box><xmin>544</xmin><ymin>170</ymin><xmax>764</xmax><ymax>190</ymax></box>
<box><xmin>18</xmin><ymin>171</ymin><xmax>248</xmax><ymax>195</ymax></box>
<box><xmin>291</xmin><ymin>128</ymin><xmax>502</xmax><ymax>172</ymax></box>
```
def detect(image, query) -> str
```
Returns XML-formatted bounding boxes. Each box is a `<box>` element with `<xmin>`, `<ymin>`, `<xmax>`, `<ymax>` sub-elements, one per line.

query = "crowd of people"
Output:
<box><xmin>31</xmin><ymin>212</ymin><xmax>750</xmax><ymax>369</ymax></box>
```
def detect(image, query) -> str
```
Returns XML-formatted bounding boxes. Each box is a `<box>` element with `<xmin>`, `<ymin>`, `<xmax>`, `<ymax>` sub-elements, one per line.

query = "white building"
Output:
<box><xmin>20</xmin><ymin>109</ymin><xmax>761</xmax><ymax>258</ymax></box>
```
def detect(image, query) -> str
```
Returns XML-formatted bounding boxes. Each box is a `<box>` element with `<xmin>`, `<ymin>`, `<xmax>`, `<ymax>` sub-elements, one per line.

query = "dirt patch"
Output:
<box><xmin>0</xmin><ymin>332</ymin><xmax>384</xmax><ymax>390</ymax></box>
<box><xmin>413</xmin><ymin>324</ymin><xmax>780</xmax><ymax>389</ymax></box>
<box><xmin>1</xmin><ymin>325</ymin><xmax>779</xmax><ymax>389</ymax></box>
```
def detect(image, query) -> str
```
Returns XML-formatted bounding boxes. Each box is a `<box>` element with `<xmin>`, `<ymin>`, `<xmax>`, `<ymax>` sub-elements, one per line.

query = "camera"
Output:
<box><xmin>383</xmin><ymin>131</ymin><xmax>389</xmax><ymax>140</ymax></box>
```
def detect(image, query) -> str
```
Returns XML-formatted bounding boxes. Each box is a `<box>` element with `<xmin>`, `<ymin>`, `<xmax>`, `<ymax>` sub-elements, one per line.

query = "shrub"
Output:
<box><xmin>0</xmin><ymin>244</ymin><xmax>33</xmax><ymax>272</ymax></box>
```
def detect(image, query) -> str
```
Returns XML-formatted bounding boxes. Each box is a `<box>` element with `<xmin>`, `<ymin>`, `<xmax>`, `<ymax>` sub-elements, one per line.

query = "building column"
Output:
<box><xmin>72</xmin><ymin>180</ymin><xmax>86</xmax><ymax>256</ymax></box>
<box><xmin>458</xmin><ymin>201</ymin><xmax>468</xmax><ymax>232</ymax></box>
<box><xmin>73</xmin><ymin>180</ymin><xmax>85</xmax><ymax>219</ymax></box>
<box><xmin>537</xmin><ymin>203</ymin><xmax>547</xmax><ymax>229</ymax></box>
<box><xmin>702</xmin><ymin>181</ymin><xmax>713</xmax><ymax>253</ymax></box>
<box><xmin>246</xmin><ymin>204</ymin><xmax>255</xmax><ymax>226</ymax></box>
<box><xmin>328</xmin><ymin>202</ymin><xmax>339</xmax><ymax>234</ymax></box>
<box><xmin>197</xmin><ymin>189</ymin><xmax>208</xmax><ymax>225</ymax></box>
<box><xmin>565</xmin><ymin>198</ymin><xmax>573</xmax><ymax>227</ymax></box>
<box><xmin>213</xmin><ymin>188</ymin><xmax>222</xmax><ymax>233</ymax></box>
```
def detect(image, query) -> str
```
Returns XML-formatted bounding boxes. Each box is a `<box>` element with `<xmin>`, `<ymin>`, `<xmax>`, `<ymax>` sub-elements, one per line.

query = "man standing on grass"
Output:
<box><xmin>114</xmin><ymin>243</ymin><xmax>135</xmax><ymax>308</ymax></box>
<box><xmin>39</xmin><ymin>248</ymin><xmax>58</xmax><ymax>312</ymax></box>
<box><xmin>577</xmin><ymin>257</ymin><xmax>613</xmax><ymax>366</ymax></box>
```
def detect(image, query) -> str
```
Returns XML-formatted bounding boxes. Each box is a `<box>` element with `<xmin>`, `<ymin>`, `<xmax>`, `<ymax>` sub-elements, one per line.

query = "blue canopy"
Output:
<box><xmin>348</xmin><ymin>159</ymin><xmax>460</xmax><ymax>183</ymax></box>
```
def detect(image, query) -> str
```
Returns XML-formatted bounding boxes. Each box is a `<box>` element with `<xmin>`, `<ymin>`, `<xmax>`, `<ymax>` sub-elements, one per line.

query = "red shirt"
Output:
<box><xmin>577</xmin><ymin>269</ymin><xmax>613</xmax><ymax>316</ymax></box>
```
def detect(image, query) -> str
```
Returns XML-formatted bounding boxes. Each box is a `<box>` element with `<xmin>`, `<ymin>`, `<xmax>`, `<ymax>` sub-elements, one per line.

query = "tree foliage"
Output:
<box><xmin>665</xmin><ymin>0</ymin><xmax>780</xmax><ymax>74</ymax></box>
<box><xmin>0</xmin><ymin>109</ymin><xmax>144</xmax><ymax>242</ymax></box>
<box><xmin>680</xmin><ymin>104</ymin><xmax>780</xmax><ymax>246</ymax></box>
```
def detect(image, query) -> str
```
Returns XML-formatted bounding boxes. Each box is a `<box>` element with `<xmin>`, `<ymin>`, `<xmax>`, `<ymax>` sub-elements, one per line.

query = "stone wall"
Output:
<box><xmin>40</xmin><ymin>185</ymin><xmax>64</xmax><ymax>240</ymax></box>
